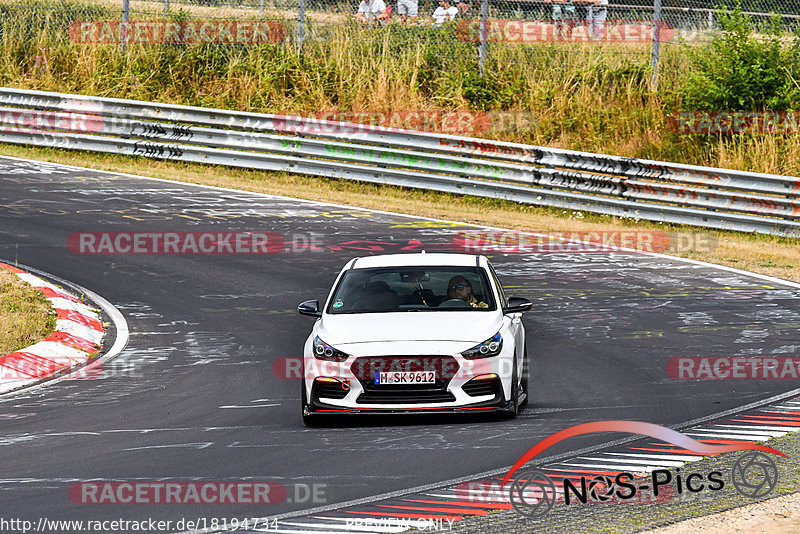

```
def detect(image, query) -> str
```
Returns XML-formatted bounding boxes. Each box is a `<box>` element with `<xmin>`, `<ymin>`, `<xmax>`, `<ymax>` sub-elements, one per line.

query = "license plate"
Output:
<box><xmin>374</xmin><ymin>371</ymin><xmax>436</xmax><ymax>385</ymax></box>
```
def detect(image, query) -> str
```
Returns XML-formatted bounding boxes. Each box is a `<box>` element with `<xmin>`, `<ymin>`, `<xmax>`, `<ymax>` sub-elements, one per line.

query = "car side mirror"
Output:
<box><xmin>503</xmin><ymin>296</ymin><xmax>532</xmax><ymax>314</ymax></box>
<box><xmin>298</xmin><ymin>299</ymin><xmax>322</xmax><ymax>318</ymax></box>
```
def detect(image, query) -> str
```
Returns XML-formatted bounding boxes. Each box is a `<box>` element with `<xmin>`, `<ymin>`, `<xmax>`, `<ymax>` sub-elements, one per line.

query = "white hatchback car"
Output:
<box><xmin>297</xmin><ymin>253</ymin><xmax>532</xmax><ymax>425</ymax></box>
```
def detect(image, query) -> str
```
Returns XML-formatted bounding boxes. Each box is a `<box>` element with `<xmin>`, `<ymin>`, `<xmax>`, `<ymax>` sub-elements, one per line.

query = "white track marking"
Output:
<box><xmin>685</xmin><ymin>431</ymin><xmax>779</xmax><ymax>440</ymax></box>
<box><xmin>603</xmin><ymin>452</ymin><xmax>705</xmax><ymax>462</ymax></box>
<box><xmin>124</xmin><ymin>442</ymin><xmax>214</xmax><ymax>451</ymax></box>
<box><xmin>571</xmin><ymin>456</ymin><xmax>686</xmax><ymax>467</ymax></box>
<box><xmin>557</xmin><ymin>461</ymin><xmax>656</xmax><ymax>472</ymax></box>
<box><xmin>684</xmin><ymin>428</ymin><xmax>786</xmax><ymax>441</ymax></box>
<box><xmin>714</xmin><ymin>424</ymin><xmax>800</xmax><ymax>432</ymax></box>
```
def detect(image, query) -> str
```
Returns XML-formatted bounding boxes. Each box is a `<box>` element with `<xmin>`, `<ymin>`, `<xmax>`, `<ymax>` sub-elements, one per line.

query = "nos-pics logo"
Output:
<box><xmin>501</xmin><ymin>421</ymin><xmax>782</xmax><ymax>518</ymax></box>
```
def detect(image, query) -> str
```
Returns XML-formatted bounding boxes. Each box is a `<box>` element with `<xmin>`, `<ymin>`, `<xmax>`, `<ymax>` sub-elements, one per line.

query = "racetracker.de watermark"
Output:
<box><xmin>273</xmin><ymin>355</ymin><xmax>504</xmax><ymax>380</ymax></box>
<box><xmin>68</xmin><ymin>232</ymin><xmax>287</xmax><ymax>255</ymax></box>
<box><xmin>0</xmin><ymin>359</ymin><xmax>140</xmax><ymax>381</ymax></box>
<box><xmin>68</xmin><ymin>20</ymin><xmax>286</xmax><ymax>44</ymax></box>
<box><xmin>451</xmin><ymin>230</ymin><xmax>717</xmax><ymax>254</ymax></box>
<box><xmin>0</xmin><ymin>106</ymin><xmax>538</xmax><ymax>137</ymax></box>
<box><xmin>667</xmin><ymin>357</ymin><xmax>800</xmax><ymax>380</ymax></box>
<box><xmin>669</xmin><ymin>111</ymin><xmax>800</xmax><ymax>135</ymax></box>
<box><xmin>456</xmin><ymin>19</ymin><xmax>676</xmax><ymax>43</ymax></box>
<box><xmin>69</xmin><ymin>481</ymin><xmax>326</xmax><ymax>505</ymax></box>
<box><xmin>273</xmin><ymin>110</ymin><xmax>538</xmax><ymax>136</ymax></box>
<box><xmin>0</xmin><ymin>110</ymin><xmax>103</xmax><ymax>134</ymax></box>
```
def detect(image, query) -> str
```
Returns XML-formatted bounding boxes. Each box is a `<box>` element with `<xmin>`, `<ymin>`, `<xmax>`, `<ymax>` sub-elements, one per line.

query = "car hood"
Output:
<box><xmin>318</xmin><ymin>312</ymin><xmax>503</xmax><ymax>346</ymax></box>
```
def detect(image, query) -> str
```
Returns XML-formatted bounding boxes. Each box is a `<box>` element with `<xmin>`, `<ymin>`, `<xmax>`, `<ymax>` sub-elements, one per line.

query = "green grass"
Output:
<box><xmin>0</xmin><ymin>267</ymin><xmax>56</xmax><ymax>356</ymax></box>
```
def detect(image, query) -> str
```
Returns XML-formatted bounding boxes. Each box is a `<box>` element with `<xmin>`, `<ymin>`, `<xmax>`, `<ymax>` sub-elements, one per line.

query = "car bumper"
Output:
<box><xmin>304</xmin><ymin>371</ymin><xmax>510</xmax><ymax>415</ymax></box>
<box><xmin>304</xmin><ymin>396</ymin><xmax>510</xmax><ymax>416</ymax></box>
<box><xmin>301</xmin><ymin>338</ymin><xmax>517</xmax><ymax>415</ymax></box>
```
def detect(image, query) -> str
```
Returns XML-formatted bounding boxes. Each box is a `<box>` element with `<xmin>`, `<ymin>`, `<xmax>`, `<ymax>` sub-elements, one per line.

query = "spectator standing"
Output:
<box><xmin>356</xmin><ymin>0</ymin><xmax>390</xmax><ymax>25</ymax></box>
<box><xmin>397</xmin><ymin>0</ymin><xmax>418</xmax><ymax>22</ymax></box>
<box><xmin>432</xmin><ymin>0</ymin><xmax>458</xmax><ymax>25</ymax></box>
<box><xmin>582</xmin><ymin>0</ymin><xmax>608</xmax><ymax>39</ymax></box>
<box><xmin>545</xmin><ymin>0</ymin><xmax>577</xmax><ymax>39</ymax></box>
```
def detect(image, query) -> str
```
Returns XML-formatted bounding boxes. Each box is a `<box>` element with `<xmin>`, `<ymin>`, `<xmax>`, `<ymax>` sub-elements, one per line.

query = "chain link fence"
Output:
<box><xmin>0</xmin><ymin>0</ymin><xmax>798</xmax><ymax>78</ymax></box>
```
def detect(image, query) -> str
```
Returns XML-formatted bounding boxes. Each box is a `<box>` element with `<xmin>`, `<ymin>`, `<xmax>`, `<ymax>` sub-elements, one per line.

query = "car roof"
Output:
<box><xmin>349</xmin><ymin>253</ymin><xmax>487</xmax><ymax>269</ymax></box>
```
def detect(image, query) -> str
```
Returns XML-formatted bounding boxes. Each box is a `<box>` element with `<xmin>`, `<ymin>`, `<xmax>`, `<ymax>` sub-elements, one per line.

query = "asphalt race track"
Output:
<box><xmin>1</xmin><ymin>155</ymin><xmax>800</xmax><ymax>528</ymax></box>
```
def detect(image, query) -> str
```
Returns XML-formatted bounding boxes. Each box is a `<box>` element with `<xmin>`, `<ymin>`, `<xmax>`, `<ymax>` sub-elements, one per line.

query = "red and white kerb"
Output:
<box><xmin>0</xmin><ymin>262</ymin><xmax>105</xmax><ymax>390</ymax></box>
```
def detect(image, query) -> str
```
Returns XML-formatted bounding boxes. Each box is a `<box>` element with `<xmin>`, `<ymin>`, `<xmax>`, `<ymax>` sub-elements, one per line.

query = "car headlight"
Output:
<box><xmin>313</xmin><ymin>336</ymin><xmax>349</xmax><ymax>362</ymax></box>
<box><xmin>461</xmin><ymin>333</ymin><xmax>503</xmax><ymax>359</ymax></box>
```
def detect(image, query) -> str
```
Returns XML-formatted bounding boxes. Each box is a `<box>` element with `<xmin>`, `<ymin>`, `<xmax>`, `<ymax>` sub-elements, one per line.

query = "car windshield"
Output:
<box><xmin>327</xmin><ymin>266</ymin><xmax>496</xmax><ymax>314</ymax></box>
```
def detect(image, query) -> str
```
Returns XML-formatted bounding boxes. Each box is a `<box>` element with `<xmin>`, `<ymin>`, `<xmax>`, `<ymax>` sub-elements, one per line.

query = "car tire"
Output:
<box><xmin>520</xmin><ymin>345</ymin><xmax>529</xmax><ymax>408</ymax></box>
<box><xmin>504</xmin><ymin>358</ymin><xmax>520</xmax><ymax>419</ymax></box>
<box><xmin>301</xmin><ymin>380</ymin><xmax>316</xmax><ymax>427</ymax></box>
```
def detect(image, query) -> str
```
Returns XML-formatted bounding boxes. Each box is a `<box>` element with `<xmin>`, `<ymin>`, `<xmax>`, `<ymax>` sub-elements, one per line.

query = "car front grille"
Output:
<box><xmin>351</xmin><ymin>356</ymin><xmax>459</xmax><ymax>405</ymax></box>
<box><xmin>357</xmin><ymin>387</ymin><xmax>457</xmax><ymax>404</ymax></box>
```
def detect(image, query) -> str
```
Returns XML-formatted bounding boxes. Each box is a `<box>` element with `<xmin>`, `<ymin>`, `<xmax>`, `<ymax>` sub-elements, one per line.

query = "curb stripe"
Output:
<box><xmin>54</xmin><ymin>321</ymin><xmax>103</xmax><ymax>345</ymax></box>
<box><xmin>38</xmin><ymin>287</ymin><xmax>82</xmax><ymax>303</ymax></box>
<box><xmin>0</xmin><ymin>351</ymin><xmax>63</xmax><ymax>378</ymax></box>
<box><xmin>373</xmin><ymin>504</ymin><xmax>488</xmax><ymax>516</ymax></box>
<box><xmin>403</xmin><ymin>499</ymin><xmax>513</xmax><ymax>510</ymax></box>
<box><xmin>0</xmin><ymin>262</ymin><xmax>24</xmax><ymax>274</ymax></box>
<box><xmin>56</xmin><ymin>309</ymin><xmax>103</xmax><ymax>332</ymax></box>
<box><xmin>43</xmin><ymin>332</ymin><xmax>99</xmax><ymax>354</ymax></box>
<box><xmin>605</xmin><ymin>452</ymin><xmax>705</xmax><ymax>462</ymax></box>
<box><xmin>732</xmin><ymin>419</ymin><xmax>800</xmax><ymax>427</ymax></box>
<box><xmin>50</xmin><ymin>298</ymin><xmax>99</xmax><ymax>317</ymax></box>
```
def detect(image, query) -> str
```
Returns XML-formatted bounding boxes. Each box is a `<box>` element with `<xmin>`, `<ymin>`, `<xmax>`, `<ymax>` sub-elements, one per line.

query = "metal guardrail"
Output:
<box><xmin>0</xmin><ymin>87</ymin><xmax>798</xmax><ymax>237</ymax></box>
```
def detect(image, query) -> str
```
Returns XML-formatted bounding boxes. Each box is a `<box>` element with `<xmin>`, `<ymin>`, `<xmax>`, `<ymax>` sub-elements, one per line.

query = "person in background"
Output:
<box><xmin>545</xmin><ymin>0</ymin><xmax>577</xmax><ymax>39</ymax></box>
<box><xmin>397</xmin><ymin>0</ymin><xmax>418</xmax><ymax>22</ymax></box>
<box><xmin>356</xmin><ymin>0</ymin><xmax>390</xmax><ymax>25</ymax></box>
<box><xmin>455</xmin><ymin>0</ymin><xmax>471</xmax><ymax>18</ymax></box>
<box><xmin>432</xmin><ymin>0</ymin><xmax>459</xmax><ymax>25</ymax></box>
<box><xmin>582</xmin><ymin>0</ymin><xmax>608</xmax><ymax>38</ymax></box>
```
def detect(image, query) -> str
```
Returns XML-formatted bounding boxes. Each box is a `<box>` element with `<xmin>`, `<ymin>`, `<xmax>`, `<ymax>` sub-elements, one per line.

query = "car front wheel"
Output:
<box><xmin>520</xmin><ymin>345</ymin><xmax>529</xmax><ymax>408</ymax></box>
<box><xmin>504</xmin><ymin>358</ymin><xmax>520</xmax><ymax>418</ymax></box>
<box><xmin>301</xmin><ymin>380</ymin><xmax>315</xmax><ymax>427</ymax></box>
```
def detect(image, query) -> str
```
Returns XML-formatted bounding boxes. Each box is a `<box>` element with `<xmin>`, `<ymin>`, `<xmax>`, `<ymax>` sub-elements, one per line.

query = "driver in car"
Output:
<box><xmin>446</xmin><ymin>276</ymin><xmax>488</xmax><ymax>308</ymax></box>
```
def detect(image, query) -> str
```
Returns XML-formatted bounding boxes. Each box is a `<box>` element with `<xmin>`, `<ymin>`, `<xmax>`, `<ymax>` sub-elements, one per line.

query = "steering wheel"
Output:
<box><xmin>437</xmin><ymin>298</ymin><xmax>473</xmax><ymax>309</ymax></box>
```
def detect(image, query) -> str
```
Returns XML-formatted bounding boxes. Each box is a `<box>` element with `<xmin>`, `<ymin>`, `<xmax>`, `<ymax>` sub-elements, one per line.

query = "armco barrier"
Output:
<box><xmin>0</xmin><ymin>87</ymin><xmax>798</xmax><ymax>237</ymax></box>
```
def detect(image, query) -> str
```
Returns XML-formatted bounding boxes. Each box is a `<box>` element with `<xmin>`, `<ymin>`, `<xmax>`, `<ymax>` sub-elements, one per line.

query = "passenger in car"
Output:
<box><xmin>446</xmin><ymin>276</ymin><xmax>488</xmax><ymax>308</ymax></box>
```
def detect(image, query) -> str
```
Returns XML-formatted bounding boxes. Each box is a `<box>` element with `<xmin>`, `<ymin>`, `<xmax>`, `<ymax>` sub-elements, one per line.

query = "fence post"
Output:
<box><xmin>707</xmin><ymin>9</ymin><xmax>713</xmax><ymax>30</ymax></box>
<box><xmin>479</xmin><ymin>0</ymin><xmax>488</xmax><ymax>75</ymax></box>
<box><xmin>164</xmin><ymin>0</ymin><xmax>170</xmax><ymax>14</ymax></box>
<box><xmin>260</xmin><ymin>0</ymin><xmax>265</xmax><ymax>18</ymax></box>
<box><xmin>297</xmin><ymin>0</ymin><xmax>306</xmax><ymax>53</ymax></box>
<box><xmin>650</xmin><ymin>0</ymin><xmax>661</xmax><ymax>90</ymax></box>
<box><xmin>121</xmin><ymin>0</ymin><xmax>130</xmax><ymax>53</ymax></box>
